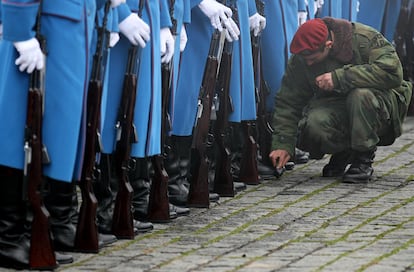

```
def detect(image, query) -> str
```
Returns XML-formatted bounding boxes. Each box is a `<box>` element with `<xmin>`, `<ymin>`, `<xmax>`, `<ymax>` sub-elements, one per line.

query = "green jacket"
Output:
<box><xmin>271</xmin><ymin>18</ymin><xmax>413</xmax><ymax>157</ymax></box>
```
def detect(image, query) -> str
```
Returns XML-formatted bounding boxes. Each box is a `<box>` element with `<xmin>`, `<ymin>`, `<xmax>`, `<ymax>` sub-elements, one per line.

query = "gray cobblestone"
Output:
<box><xmin>48</xmin><ymin>117</ymin><xmax>414</xmax><ymax>271</ymax></box>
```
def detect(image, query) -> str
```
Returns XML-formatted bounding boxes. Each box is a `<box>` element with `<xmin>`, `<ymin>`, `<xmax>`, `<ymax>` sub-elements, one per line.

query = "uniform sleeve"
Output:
<box><xmin>332</xmin><ymin>26</ymin><xmax>404</xmax><ymax>94</ymax></box>
<box><xmin>183</xmin><ymin>0</ymin><xmax>191</xmax><ymax>23</ymax></box>
<box><xmin>190</xmin><ymin>0</ymin><xmax>202</xmax><ymax>9</ymax></box>
<box><xmin>248</xmin><ymin>0</ymin><xmax>257</xmax><ymax>16</ymax></box>
<box><xmin>1</xmin><ymin>0</ymin><xmax>39</xmax><ymax>42</ymax></box>
<box><xmin>111</xmin><ymin>6</ymin><xmax>119</xmax><ymax>32</ymax></box>
<box><xmin>116</xmin><ymin>3</ymin><xmax>132</xmax><ymax>23</ymax></box>
<box><xmin>160</xmin><ymin>0</ymin><xmax>172</xmax><ymax>28</ymax></box>
<box><xmin>271</xmin><ymin>56</ymin><xmax>313</xmax><ymax>157</ymax></box>
<box><xmin>298</xmin><ymin>0</ymin><xmax>306</xmax><ymax>11</ymax></box>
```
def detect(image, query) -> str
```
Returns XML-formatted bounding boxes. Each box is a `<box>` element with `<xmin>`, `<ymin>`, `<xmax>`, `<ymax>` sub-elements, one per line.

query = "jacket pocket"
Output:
<box><xmin>42</xmin><ymin>0</ymin><xmax>82</xmax><ymax>22</ymax></box>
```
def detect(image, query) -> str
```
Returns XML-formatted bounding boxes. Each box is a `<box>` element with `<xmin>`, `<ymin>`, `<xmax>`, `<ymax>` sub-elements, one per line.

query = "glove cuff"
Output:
<box><xmin>13</xmin><ymin>37</ymin><xmax>39</xmax><ymax>53</ymax></box>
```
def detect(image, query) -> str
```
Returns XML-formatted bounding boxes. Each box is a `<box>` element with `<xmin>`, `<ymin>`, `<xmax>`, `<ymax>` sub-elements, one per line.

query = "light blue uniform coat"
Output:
<box><xmin>167</xmin><ymin>0</ymin><xmax>190</xmax><ymax>134</ymax></box>
<box><xmin>101</xmin><ymin>0</ymin><xmax>172</xmax><ymax>157</ymax></box>
<box><xmin>172</xmin><ymin>0</ymin><xmax>257</xmax><ymax>136</ymax></box>
<box><xmin>261</xmin><ymin>0</ymin><xmax>300</xmax><ymax>112</ymax></box>
<box><xmin>0</xmin><ymin>0</ymin><xmax>98</xmax><ymax>182</ymax></box>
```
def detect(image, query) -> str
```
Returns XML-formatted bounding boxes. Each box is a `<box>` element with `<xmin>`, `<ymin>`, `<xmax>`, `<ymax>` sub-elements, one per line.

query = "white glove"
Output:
<box><xmin>119</xmin><ymin>13</ymin><xmax>150</xmax><ymax>48</ymax></box>
<box><xmin>198</xmin><ymin>0</ymin><xmax>232</xmax><ymax>32</ymax></box>
<box><xmin>109</xmin><ymin>32</ymin><xmax>120</xmax><ymax>47</ymax></box>
<box><xmin>298</xmin><ymin>11</ymin><xmax>307</xmax><ymax>26</ymax></box>
<box><xmin>160</xmin><ymin>27</ymin><xmax>175</xmax><ymax>63</ymax></box>
<box><xmin>249</xmin><ymin>13</ymin><xmax>266</xmax><ymax>36</ymax></box>
<box><xmin>223</xmin><ymin>17</ymin><xmax>240</xmax><ymax>41</ymax></box>
<box><xmin>110</xmin><ymin>0</ymin><xmax>126</xmax><ymax>8</ymax></box>
<box><xmin>179</xmin><ymin>25</ymin><xmax>188</xmax><ymax>52</ymax></box>
<box><xmin>315</xmin><ymin>0</ymin><xmax>324</xmax><ymax>10</ymax></box>
<box><xmin>13</xmin><ymin>38</ymin><xmax>45</xmax><ymax>73</ymax></box>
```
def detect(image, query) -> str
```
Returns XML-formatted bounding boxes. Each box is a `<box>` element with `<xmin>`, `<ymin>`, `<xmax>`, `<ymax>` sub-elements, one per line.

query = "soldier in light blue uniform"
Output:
<box><xmin>100</xmin><ymin>1</ymin><xmax>185</xmax><ymax>222</ymax></box>
<box><xmin>166</xmin><ymin>0</ymin><xmax>242</xmax><ymax>205</ymax></box>
<box><xmin>164</xmin><ymin>0</ymin><xmax>194</xmax><ymax>206</ymax></box>
<box><xmin>258</xmin><ymin>0</ymin><xmax>309</xmax><ymax>172</ymax></box>
<box><xmin>0</xmin><ymin>0</ymin><xmax>119</xmax><ymax>269</ymax></box>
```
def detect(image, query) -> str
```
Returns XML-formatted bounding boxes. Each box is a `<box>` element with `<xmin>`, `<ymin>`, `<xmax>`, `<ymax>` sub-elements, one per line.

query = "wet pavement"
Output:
<box><xmin>38</xmin><ymin>117</ymin><xmax>414</xmax><ymax>271</ymax></box>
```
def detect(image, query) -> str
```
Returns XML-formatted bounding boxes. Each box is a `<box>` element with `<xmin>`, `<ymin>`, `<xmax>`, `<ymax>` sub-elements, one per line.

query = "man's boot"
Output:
<box><xmin>130</xmin><ymin>158</ymin><xmax>179</xmax><ymax>222</ymax></box>
<box><xmin>166</xmin><ymin>136</ymin><xmax>189</xmax><ymax>207</ymax></box>
<box><xmin>294</xmin><ymin>148</ymin><xmax>310</xmax><ymax>164</ymax></box>
<box><xmin>322</xmin><ymin>149</ymin><xmax>354</xmax><ymax>177</ymax></box>
<box><xmin>0</xmin><ymin>166</ymin><xmax>33</xmax><ymax>270</ymax></box>
<box><xmin>169</xmin><ymin>136</ymin><xmax>219</xmax><ymax>205</ymax></box>
<box><xmin>343</xmin><ymin>148</ymin><xmax>376</xmax><ymax>183</ymax></box>
<box><xmin>99</xmin><ymin>154</ymin><xmax>153</xmax><ymax>234</ymax></box>
<box><xmin>94</xmin><ymin>153</ymin><xmax>116</xmax><ymax>235</ymax></box>
<box><xmin>44</xmin><ymin>178</ymin><xmax>117</xmax><ymax>251</ymax></box>
<box><xmin>43</xmin><ymin>178</ymin><xmax>79</xmax><ymax>252</ymax></box>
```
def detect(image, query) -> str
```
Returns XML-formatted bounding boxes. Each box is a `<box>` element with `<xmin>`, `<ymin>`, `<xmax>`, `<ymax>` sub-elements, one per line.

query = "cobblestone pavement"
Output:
<box><xmin>28</xmin><ymin>117</ymin><xmax>414</xmax><ymax>271</ymax></box>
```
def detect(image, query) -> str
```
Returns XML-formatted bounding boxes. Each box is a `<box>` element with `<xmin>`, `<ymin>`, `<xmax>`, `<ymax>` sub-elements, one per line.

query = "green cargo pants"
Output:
<box><xmin>297</xmin><ymin>88</ymin><xmax>392</xmax><ymax>159</ymax></box>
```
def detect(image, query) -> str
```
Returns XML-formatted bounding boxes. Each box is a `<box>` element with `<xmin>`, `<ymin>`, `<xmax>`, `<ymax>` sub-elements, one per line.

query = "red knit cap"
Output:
<box><xmin>290</xmin><ymin>18</ymin><xmax>329</xmax><ymax>55</ymax></box>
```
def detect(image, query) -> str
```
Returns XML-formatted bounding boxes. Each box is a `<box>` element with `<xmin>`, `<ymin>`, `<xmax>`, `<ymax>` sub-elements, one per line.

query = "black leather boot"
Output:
<box><xmin>322</xmin><ymin>149</ymin><xmax>354</xmax><ymax>177</ymax></box>
<box><xmin>130</xmin><ymin>158</ymin><xmax>178</xmax><ymax>221</ymax></box>
<box><xmin>294</xmin><ymin>148</ymin><xmax>310</xmax><ymax>164</ymax></box>
<box><xmin>0</xmin><ymin>166</ymin><xmax>32</xmax><ymax>270</ymax></box>
<box><xmin>166</xmin><ymin>136</ymin><xmax>190</xmax><ymax>207</ymax></box>
<box><xmin>343</xmin><ymin>148</ymin><xmax>376</xmax><ymax>183</ymax></box>
<box><xmin>97</xmin><ymin>155</ymin><xmax>153</xmax><ymax>234</ymax></box>
<box><xmin>43</xmin><ymin>178</ymin><xmax>78</xmax><ymax>252</ymax></box>
<box><xmin>94</xmin><ymin>153</ymin><xmax>116</xmax><ymax>235</ymax></box>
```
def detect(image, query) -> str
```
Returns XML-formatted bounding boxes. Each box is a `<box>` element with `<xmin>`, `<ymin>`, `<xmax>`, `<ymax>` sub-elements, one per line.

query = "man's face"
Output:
<box><xmin>301</xmin><ymin>45</ymin><xmax>330</xmax><ymax>66</ymax></box>
<box><xmin>300</xmin><ymin>38</ymin><xmax>333</xmax><ymax>66</ymax></box>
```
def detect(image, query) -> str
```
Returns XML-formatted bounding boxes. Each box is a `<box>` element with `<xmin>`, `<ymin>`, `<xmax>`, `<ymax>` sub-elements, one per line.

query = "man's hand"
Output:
<box><xmin>119</xmin><ymin>13</ymin><xmax>151</xmax><ymax>48</ymax></box>
<box><xmin>269</xmin><ymin>149</ymin><xmax>291</xmax><ymax>169</ymax></box>
<box><xmin>249</xmin><ymin>13</ymin><xmax>266</xmax><ymax>36</ymax></box>
<box><xmin>110</xmin><ymin>0</ymin><xmax>126</xmax><ymax>8</ymax></box>
<box><xmin>14</xmin><ymin>38</ymin><xmax>45</xmax><ymax>73</ymax></box>
<box><xmin>109</xmin><ymin>32</ymin><xmax>120</xmax><ymax>47</ymax></box>
<box><xmin>199</xmin><ymin>0</ymin><xmax>232</xmax><ymax>32</ymax></box>
<box><xmin>179</xmin><ymin>25</ymin><xmax>188</xmax><ymax>52</ymax></box>
<box><xmin>160</xmin><ymin>27</ymin><xmax>175</xmax><ymax>63</ymax></box>
<box><xmin>298</xmin><ymin>11</ymin><xmax>307</xmax><ymax>26</ymax></box>
<box><xmin>315</xmin><ymin>72</ymin><xmax>334</xmax><ymax>91</ymax></box>
<box><xmin>198</xmin><ymin>0</ymin><xmax>240</xmax><ymax>41</ymax></box>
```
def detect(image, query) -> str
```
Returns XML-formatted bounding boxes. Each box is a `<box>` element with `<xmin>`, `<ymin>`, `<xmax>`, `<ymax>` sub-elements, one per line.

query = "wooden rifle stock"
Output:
<box><xmin>112</xmin><ymin>44</ymin><xmax>140</xmax><ymax>239</ymax></box>
<box><xmin>147</xmin><ymin>61</ymin><xmax>172</xmax><ymax>222</ymax></box>
<box><xmin>251</xmin><ymin>2</ymin><xmax>274</xmax><ymax>167</ymax></box>
<box><xmin>212</xmin><ymin>39</ymin><xmax>235</xmax><ymax>197</ymax></box>
<box><xmin>24</xmin><ymin>31</ymin><xmax>57</xmax><ymax>269</ymax></box>
<box><xmin>238</xmin><ymin>121</ymin><xmax>259</xmax><ymax>185</ymax></box>
<box><xmin>147</xmin><ymin>0</ymin><xmax>177</xmax><ymax>220</ymax></box>
<box><xmin>147</xmin><ymin>156</ymin><xmax>170</xmax><ymax>222</ymax></box>
<box><xmin>74</xmin><ymin>1</ymin><xmax>111</xmax><ymax>252</ymax></box>
<box><xmin>188</xmin><ymin>30</ymin><xmax>225</xmax><ymax>208</ymax></box>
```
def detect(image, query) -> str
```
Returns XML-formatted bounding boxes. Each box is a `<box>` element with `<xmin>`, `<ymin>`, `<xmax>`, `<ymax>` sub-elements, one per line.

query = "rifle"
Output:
<box><xmin>238</xmin><ymin>121</ymin><xmax>259</xmax><ymax>185</ymax></box>
<box><xmin>187</xmin><ymin>29</ymin><xmax>226</xmax><ymax>208</ymax></box>
<box><xmin>147</xmin><ymin>0</ymin><xmax>177</xmax><ymax>222</ymax></box>
<box><xmin>23</xmin><ymin>4</ymin><xmax>57</xmax><ymax>269</ymax></box>
<box><xmin>112</xmin><ymin>0</ymin><xmax>145</xmax><ymax>239</ymax></box>
<box><xmin>74</xmin><ymin>1</ymin><xmax>111</xmax><ymax>252</ymax></box>
<box><xmin>212</xmin><ymin>38</ymin><xmax>235</xmax><ymax>197</ymax></box>
<box><xmin>146</xmin><ymin>41</ymin><xmax>175</xmax><ymax>222</ymax></box>
<box><xmin>251</xmin><ymin>0</ymin><xmax>274</xmax><ymax>168</ymax></box>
